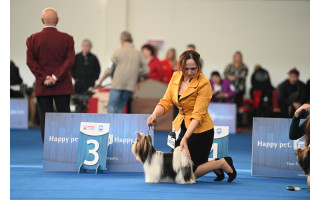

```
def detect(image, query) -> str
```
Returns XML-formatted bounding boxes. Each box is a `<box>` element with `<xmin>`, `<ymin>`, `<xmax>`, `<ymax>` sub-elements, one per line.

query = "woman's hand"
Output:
<box><xmin>294</xmin><ymin>104</ymin><xmax>310</xmax><ymax>117</ymax></box>
<box><xmin>147</xmin><ymin>114</ymin><xmax>157</xmax><ymax>126</ymax></box>
<box><xmin>94</xmin><ymin>81</ymin><xmax>102</xmax><ymax>89</ymax></box>
<box><xmin>180</xmin><ymin>137</ymin><xmax>191</xmax><ymax>159</ymax></box>
<box><xmin>228</xmin><ymin>75</ymin><xmax>236</xmax><ymax>82</ymax></box>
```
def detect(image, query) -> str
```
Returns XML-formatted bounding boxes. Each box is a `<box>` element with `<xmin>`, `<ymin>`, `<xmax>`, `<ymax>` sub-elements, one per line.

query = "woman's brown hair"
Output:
<box><xmin>178</xmin><ymin>50</ymin><xmax>202</xmax><ymax>78</ymax></box>
<box><xmin>305</xmin><ymin>116</ymin><xmax>310</xmax><ymax>146</ymax></box>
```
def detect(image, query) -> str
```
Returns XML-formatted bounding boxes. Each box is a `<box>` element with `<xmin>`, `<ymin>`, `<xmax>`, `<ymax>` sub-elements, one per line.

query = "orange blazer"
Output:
<box><xmin>158</xmin><ymin>71</ymin><xmax>214</xmax><ymax>133</ymax></box>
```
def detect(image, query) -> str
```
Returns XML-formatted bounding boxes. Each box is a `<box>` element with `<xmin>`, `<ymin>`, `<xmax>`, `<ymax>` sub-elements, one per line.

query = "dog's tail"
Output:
<box><xmin>172</xmin><ymin>147</ymin><xmax>194</xmax><ymax>171</ymax></box>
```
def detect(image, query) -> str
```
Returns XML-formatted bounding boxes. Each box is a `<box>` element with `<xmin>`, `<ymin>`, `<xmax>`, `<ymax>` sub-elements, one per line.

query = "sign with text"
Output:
<box><xmin>10</xmin><ymin>98</ymin><xmax>28</xmax><ymax>129</ymax></box>
<box><xmin>208</xmin><ymin>103</ymin><xmax>236</xmax><ymax>134</ymax></box>
<box><xmin>43</xmin><ymin>113</ymin><xmax>152</xmax><ymax>172</ymax></box>
<box><xmin>252</xmin><ymin>117</ymin><xmax>306</xmax><ymax>178</ymax></box>
<box><xmin>77</xmin><ymin>122</ymin><xmax>110</xmax><ymax>172</ymax></box>
<box><xmin>209</xmin><ymin>126</ymin><xmax>229</xmax><ymax>160</ymax></box>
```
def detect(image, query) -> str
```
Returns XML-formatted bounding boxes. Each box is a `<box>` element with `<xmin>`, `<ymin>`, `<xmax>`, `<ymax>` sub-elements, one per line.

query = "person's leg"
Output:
<box><xmin>36</xmin><ymin>96</ymin><xmax>54</xmax><ymax>143</ymax></box>
<box><xmin>107</xmin><ymin>89</ymin><xmax>122</xmax><ymax>113</ymax></box>
<box><xmin>117</xmin><ymin>90</ymin><xmax>132</xmax><ymax>113</ymax></box>
<box><xmin>28</xmin><ymin>92</ymin><xmax>36</xmax><ymax>125</ymax></box>
<box><xmin>54</xmin><ymin>94</ymin><xmax>71</xmax><ymax>113</ymax></box>
<box><xmin>194</xmin><ymin>158</ymin><xmax>233</xmax><ymax>179</ymax></box>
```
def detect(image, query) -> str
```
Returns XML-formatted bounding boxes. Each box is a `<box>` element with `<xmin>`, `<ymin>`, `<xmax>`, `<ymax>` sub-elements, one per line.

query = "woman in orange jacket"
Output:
<box><xmin>147</xmin><ymin>50</ymin><xmax>237</xmax><ymax>182</ymax></box>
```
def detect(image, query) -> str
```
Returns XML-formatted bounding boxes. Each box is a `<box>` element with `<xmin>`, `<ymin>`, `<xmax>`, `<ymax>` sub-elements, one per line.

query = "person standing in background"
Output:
<box><xmin>224</xmin><ymin>51</ymin><xmax>248</xmax><ymax>106</ymax></box>
<box><xmin>71</xmin><ymin>39</ymin><xmax>100</xmax><ymax>94</ymax></box>
<box><xmin>161</xmin><ymin>48</ymin><xmax>177</xmax><ymax>84</ymax></box>
<box><xmin>95</xmin><ymin>31</ymin><xmax>149</xmax><ymax>113</ymax></box>
<box><xmin>141</xmin><ymin>44</ymin><xmax>164</xmax><ymax>83</ymax></box>
<box><xmin>26</xmin><ymin>8</ymin><xmax>75</xmax><ymax>143</ymax></box>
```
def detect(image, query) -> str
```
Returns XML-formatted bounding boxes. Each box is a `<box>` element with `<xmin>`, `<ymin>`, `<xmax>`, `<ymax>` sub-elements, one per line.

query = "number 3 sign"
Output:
<box><xmin>77</xmin><ymin>122</ymin><xmax>110</xmax><ymax>174</ymax></box>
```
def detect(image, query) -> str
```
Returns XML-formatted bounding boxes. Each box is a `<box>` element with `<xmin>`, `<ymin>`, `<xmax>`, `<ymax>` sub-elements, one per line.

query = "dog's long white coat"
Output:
<box><xmin>143</xmin><ymin>148</ymin><xmax>195</xmax><ymax>184</ymax></box>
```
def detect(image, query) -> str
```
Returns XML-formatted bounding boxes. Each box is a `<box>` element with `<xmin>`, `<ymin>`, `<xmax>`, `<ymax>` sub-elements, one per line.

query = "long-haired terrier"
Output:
<box><xmin>132</xmin><ymin>132</ymin><xmax>195</xmax><ymax>184</ymax></box>
<box><xmin>296</xmin><ymin>147</ymin><xmax>310</xmax><ymax>175</ymax></box>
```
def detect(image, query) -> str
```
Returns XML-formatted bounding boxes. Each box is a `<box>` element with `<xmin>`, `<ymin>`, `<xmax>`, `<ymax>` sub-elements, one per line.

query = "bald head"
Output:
<box><xmin>41</xmin><ymin>8</ymin><xmax>59</xmax><ymax>26</ymax></box>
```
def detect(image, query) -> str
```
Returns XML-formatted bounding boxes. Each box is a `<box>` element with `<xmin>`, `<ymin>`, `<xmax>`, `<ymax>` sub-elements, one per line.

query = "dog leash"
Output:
<box><xmin>147</xmin><ymin>120</ymin><xmax>155</xmax><ymax>135</ymax></box>
<box><xmin>147</xmin><ymin>125</ymin><xmax>153</xmax><ymax>135</ymax></box>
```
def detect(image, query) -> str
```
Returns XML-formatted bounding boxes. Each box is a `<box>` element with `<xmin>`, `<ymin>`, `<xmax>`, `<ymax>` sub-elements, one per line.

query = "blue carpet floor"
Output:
<box><xmin>11</xmin><ymin>129</ymin><xmax>309</xmax><ymax>199</ymax></box>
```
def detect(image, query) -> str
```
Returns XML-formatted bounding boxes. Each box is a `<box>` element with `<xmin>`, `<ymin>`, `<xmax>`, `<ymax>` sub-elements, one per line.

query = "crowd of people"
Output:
<box><xmin>9</xmin><ymin>7</ymin><xmax>310</xmax><ymax>187</ymax></box>
<box><xmin>10</xmin><ymin>8</ymin><xmax>310</xmax><ymax>129</ymax></box>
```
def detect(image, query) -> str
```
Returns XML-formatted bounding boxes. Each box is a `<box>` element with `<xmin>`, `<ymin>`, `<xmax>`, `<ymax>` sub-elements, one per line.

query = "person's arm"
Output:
<box><xmin>180</xmin><ymin>81</ymin><xmax>212</xmax><ymax>158</ymax></box>
<box><xmin>95</xmin><ymin>53</ymin><xmax>117</xmax><ymax>88</ymax></box>
<box><xmin>52</xmin><ymin>36</ymin><xmax>75</xmax><ymax>81</ymax></box>
<box><xmin>26</xmin><ymin>36</ymin><xmax>48</xmax><ymax>84</ymax></box>
<box><xmin>147</xmin><ymin>75</ymin><xmax>174</xmax><ymax>125</ymax></box>
<box><xmin>190</xmin><ymin>81</ymin><xmax>212</xmax><ymax>125</ymax></box>
<box><xmin>240</xmin><ymin>65</ymin><xmax>248</xmax><ymax>78</ymax></box>
<box><xmin>289</xmin><ymin>104</ymin><xmax>310</xmax><ymax>140</ymax></box>
<box><xmin>225</xmin><ymin>81</ymin><xmax>236</xmax><ymax>98</ymax></box>
<box><xmin>96</xmin><ymin>63</ymin><xmax>114</xmax><ymax>87</ymax></box>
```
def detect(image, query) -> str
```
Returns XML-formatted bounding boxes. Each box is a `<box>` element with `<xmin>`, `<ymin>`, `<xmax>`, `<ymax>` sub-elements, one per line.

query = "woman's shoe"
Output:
<box><xmin>213</xmin><ymin>159</ymin><xmax>225</xmax><ymax>181</ymax></box>
<box><xmin>224</xmin><ymin>156</ymin><xmax>237</xmax><ymax>183</ymax></box>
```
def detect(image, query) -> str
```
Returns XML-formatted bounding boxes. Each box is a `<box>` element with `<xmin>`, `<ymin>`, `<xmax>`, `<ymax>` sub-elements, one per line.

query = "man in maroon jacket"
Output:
<box><xmin>26</xmin><ymin>8</ymin><xmax>75</xmax><ymax>142</ymax></box>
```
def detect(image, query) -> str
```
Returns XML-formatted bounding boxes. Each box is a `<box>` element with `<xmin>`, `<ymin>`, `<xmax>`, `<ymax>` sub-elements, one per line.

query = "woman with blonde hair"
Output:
<box><xmin>161</xmin><ymin>48</ymin><xmax>178</xmax><ymax>84</ymax></box>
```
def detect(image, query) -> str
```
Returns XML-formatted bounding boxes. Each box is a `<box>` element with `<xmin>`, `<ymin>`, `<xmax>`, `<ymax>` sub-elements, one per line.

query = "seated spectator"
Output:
<box><xmin>278</xmin><ymin>68</ymin><xmax>306</xmax><ymax>117</ymax></box>
<box><xmin>209</xmin><ymin>71</ymin><xmax>236</xmax><ymax>103</ymax></box>
<box><xmin>141</xmin><ymin>44</ymin><xmax>164</xmax><ymax>82</ymax></box>
<box><xmin>161</xmin><ymin>48</ymin><xmax>177</xmax><ymax>84</ymax></box>
<box><xmin>224</xmin><ymin>51</ymin><xmax>248</xmax><ymax>106</ymax></box>
<box><xmin>10</xmin><ymin>60</ymin><xmax>24</xmax><ymax>98</ymax></box>
<box><xmin>71</xmin><ymin>39</ymin><xmax>101</xmax><ymax>94</ymax></box>
<box><xmin>250</xmin><ymin>65</ymin><xmax>274</xmax><ymax>117</ymax></box>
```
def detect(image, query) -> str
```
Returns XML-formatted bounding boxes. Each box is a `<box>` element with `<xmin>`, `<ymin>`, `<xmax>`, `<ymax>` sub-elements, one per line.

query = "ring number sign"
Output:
<box><xmin>77</xmin><ymin>122</ymin><xmax>110</xmax><ymax>174</ymax></box>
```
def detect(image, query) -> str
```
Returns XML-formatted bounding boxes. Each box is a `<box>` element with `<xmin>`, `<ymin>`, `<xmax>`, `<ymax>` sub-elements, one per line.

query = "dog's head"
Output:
<box><xmin>296</xmin><ymin>148</ymin><xmax>310</xmax><ymax>175</ymax></box>
<box><xmin>132</xmin><ymin>132</ymin><xmax>153</xmax><ymax>163</ymax></box>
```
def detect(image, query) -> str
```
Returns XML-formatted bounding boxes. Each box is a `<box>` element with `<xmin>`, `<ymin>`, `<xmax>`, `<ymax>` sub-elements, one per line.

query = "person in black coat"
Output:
<box><xmin>250</xmin><ymin>65</ymin><xmax>274</xmax><ymax>117</ymax></box>
<box><xmin>10</xmin><ymin>60</ymin><xmax>24</xmax><ymax>98</ymax></box>
<box><xmin>278</xmin><ymin>68</ymin><xmax>306</xmax><ymax>118</ymax></box>
<box><xmin>71</xmin><ymin>39</ymin><xmax>101</xmax><ymax>94</ymax></box>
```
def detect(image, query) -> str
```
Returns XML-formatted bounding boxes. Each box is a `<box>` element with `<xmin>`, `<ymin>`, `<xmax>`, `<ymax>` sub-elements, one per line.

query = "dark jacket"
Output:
<box><xmin>26</xmin><ymin>27</ymin><xmax>75</xmax><ymax>96</ymax></box>
<box><xmin>10</xmin><ymin>61</ymin><xmax>23</xmax><ymax>86</ymax></box>
<box><xmin>278</xmin><ymin>79</ymin><xmax>306</xmax><ymax>106</ymax></box>
<box><xmin>71</xmin><ymin>52</ymin><xmax>101</xmax><ymax>93</ymax></box>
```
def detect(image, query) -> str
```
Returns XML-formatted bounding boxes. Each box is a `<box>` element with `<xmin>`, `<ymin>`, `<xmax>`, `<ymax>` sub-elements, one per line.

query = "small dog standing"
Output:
<box><xmin>132</xmin><ymin>132</ymin><xmax>196</xmax><ymax>184</ymax></box>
